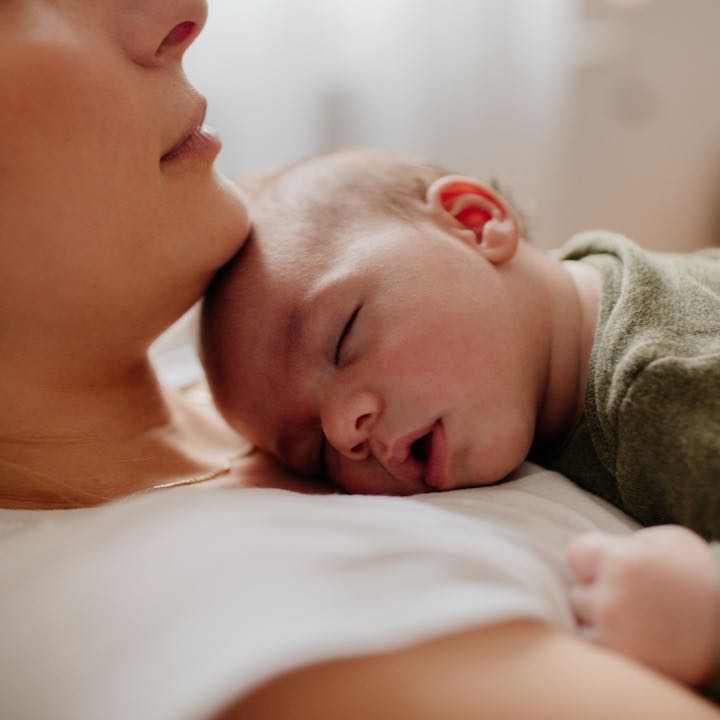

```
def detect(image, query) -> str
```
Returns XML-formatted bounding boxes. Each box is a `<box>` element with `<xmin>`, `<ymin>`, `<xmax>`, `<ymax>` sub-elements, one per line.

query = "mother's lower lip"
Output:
<box><xmin>424</xmin><ymin>420</ymin><xmax>449</xmax><ymax>490</ymax></box>
<box><xmin>161</xmin><ymin>125</ymin><xmax>222</xmax><ymax>164</ymax></box>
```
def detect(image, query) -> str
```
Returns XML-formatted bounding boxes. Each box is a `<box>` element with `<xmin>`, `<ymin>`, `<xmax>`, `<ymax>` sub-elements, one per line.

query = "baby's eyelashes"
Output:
<box><xmin>334</xmin><ymin>305</ymin><xmax>362</xmax><ymax>366</ymax></box>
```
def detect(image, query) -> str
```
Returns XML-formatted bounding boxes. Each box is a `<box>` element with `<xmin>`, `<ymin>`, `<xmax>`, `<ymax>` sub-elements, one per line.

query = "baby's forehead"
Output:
<box><xmin>251</xmin><ymin>167</ymin><xmax>378</xmax><ymax>254</ymax></box>
<box><xmin>224</xmin><ymin>230</ymin><xmax>326</xmax><ymax>341</ymax></box>
<box><xmin>248</xmin><ymin>210</ymin><xmax>351</xmax><ymax>284</ymax></box>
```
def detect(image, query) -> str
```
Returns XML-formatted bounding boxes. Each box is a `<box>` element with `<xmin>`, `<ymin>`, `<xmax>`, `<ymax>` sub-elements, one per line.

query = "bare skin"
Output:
<box><xmin>568</xmin><ymin>525</ymin><xmax>720</xmax><ymax>687</ymax></box>
<box><xmin>221</xmin><ymin>621</ymin><xmax>720</xmax><ymax>720</ymax></box>
<box><xmin>0</xmin><ymin>0</ymin><xmax>316</xmax><ymax>508</ymax></box>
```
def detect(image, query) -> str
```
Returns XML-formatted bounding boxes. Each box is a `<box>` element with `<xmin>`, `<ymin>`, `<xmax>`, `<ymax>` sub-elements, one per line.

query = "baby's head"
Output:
<box><xmin>202</xmin><ymin>149</ymin><xmax>550</xmax><ymax>495</ymax></box>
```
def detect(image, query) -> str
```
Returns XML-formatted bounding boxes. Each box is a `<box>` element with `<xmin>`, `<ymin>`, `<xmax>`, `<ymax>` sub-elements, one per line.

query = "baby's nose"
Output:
<box><xmin>322</xmin><ymin>389</ymin><xmax>382</xmax><ymax>462</ymax></box>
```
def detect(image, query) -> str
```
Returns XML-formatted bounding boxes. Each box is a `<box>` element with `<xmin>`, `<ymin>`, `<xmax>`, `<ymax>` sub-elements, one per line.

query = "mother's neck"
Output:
<box><xmin>2</xmin><ymin>352</ymin><xmax>171</xmax><ymax>443</ymax></box>
<box><xmin>0</xmin><ymin>351</ymin><xmax>242</xmax><ymax>509</ymax></box>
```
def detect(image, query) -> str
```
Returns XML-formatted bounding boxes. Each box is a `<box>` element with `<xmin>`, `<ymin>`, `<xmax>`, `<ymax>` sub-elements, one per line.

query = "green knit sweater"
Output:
<box><xmin>541</xmin><ymin>231</ymin><xmax>720</xmax><ymax>700</ymax></box>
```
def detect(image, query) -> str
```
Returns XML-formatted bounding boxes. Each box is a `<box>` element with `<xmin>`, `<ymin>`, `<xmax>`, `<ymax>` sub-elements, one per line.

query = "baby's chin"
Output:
<box><xmin>449</xmin><ymin>453</ymin><xmax>528</xmax><ymax>490</ymax></box>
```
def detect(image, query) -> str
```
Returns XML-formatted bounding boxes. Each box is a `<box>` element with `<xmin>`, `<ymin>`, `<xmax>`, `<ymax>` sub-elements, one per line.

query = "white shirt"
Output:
<box><xmin>0</xmin><ymin>463</ymin><xmax>635</xmax><ymax>720</ymax></box>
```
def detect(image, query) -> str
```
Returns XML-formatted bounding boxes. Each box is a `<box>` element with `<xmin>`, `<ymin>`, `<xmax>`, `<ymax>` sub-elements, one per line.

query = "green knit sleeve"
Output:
<box><xmin>614</xmin><ymin>356</ymin><xmax>720</xmax><ymax>537</ymax></box>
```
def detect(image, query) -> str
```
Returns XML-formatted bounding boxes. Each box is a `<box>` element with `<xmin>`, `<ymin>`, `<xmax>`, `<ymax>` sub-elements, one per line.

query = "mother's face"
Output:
<box><xmin>0</xmin><ymin>0</ymin><xmax>249</xmax><ymax>343</ymax></box>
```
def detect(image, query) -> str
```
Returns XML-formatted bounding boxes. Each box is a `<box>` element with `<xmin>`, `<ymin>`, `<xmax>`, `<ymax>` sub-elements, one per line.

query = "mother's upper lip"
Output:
<box><xmin>161</xmin><ymin>96</ymin><xmax>208</xmax><ymax>161</ymax></box>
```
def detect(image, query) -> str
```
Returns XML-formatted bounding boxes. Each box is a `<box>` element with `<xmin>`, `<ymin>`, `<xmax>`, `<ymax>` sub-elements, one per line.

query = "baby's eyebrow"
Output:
<box><xmin>283</xmin><ymin>280</ymin><xmax>329</xmax><ymax>360</ymax></box>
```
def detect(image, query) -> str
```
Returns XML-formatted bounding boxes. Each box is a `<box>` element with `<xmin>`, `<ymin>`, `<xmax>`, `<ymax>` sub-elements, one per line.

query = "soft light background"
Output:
<box><xmin>185</xmin><ymin>0</ymin><xmax>720</xmax><ymax>251</ymax></box>
<box><xmin>154</xmin><ymin>0</ymin><xmax>720</xmax><ymax>377</ymax></box>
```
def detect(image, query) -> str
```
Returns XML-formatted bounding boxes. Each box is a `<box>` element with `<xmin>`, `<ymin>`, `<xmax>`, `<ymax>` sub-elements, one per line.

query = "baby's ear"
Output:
<box><xmin>425</xmin><ymin>175</ymin><xmax>520</xmax><ymax>264</ymax></box>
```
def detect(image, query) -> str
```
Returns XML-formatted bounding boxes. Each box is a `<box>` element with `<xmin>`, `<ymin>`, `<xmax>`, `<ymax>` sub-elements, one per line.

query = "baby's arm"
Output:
<box><xmin>566</xmin><ymin>526</ymin><xmax>720</xmax><ymax>692</ymax></box>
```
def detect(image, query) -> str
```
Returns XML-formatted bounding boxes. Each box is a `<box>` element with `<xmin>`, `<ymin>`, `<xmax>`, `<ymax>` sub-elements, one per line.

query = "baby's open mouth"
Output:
<box><xmin>410</xmin><ymin>433</ymin><xmax>433</xmax><ymax>463</ymax></box>
<box><xmin>386</xmin><ymin>420</ymin><xmax>447</xmax><ymax>490</ymax></box>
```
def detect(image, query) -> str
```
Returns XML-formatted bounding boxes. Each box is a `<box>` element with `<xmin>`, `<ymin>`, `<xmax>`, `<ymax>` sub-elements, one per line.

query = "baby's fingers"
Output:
<box><xmin>568</xmin><ymin>583</ymin><xmax>599</xmax><ymax>628</ymax></box>
<box><xmin>566</xmin><ymin>531</ymin><xmax>623</xmax><ymax>582</ymax></box>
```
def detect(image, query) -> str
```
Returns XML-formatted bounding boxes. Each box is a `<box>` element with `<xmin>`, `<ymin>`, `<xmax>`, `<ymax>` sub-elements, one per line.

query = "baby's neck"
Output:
<box><xmin>0</xmin><ymin>355</ymin><xmax>247</xmax><ymax>508</ymax></box>
<box><xmin>563</xmin><ymin>259</ymin><xmax>603</xmax><ymax>411</ymax></box>
<box><xmin>533</xmin><ymin>258</ymin><xmax>602</xmax><ymax>453</ymax></box>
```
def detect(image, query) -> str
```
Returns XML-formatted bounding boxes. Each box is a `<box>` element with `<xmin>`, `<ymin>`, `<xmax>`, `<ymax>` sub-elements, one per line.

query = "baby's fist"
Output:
<box><xmin>566</xmin><ymin>525</ymin><xmax>720</xmax><ymax>686</ymax></box>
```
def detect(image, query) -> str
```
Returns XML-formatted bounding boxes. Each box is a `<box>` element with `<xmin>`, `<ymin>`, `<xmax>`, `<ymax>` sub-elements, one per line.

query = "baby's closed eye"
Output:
<box><xmin>334</xmin><ymin>305</ymin><xmax>362</xmax><ymax>366</ymax></box>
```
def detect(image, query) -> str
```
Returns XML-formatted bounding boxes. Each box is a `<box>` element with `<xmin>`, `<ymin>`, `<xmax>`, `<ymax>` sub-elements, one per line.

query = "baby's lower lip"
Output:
<box><xmin>161</xmin><ymin>125</ymin><xmax>222</xmax><ymax>164</ymax></box>
<box><xmin>424</xmin><ymin>420</ymin><xmax>448</xmax><ymax>490</ymax></box>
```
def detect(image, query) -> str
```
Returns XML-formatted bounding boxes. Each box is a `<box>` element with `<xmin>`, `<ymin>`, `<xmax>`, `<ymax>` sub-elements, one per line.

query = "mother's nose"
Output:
<box><xmin>321</xmin><ymin>389</ymin><xmax>383</xmax><ymax>462</ymax></box>
<box><xmin>119</xmin><ymin>0</ymin><xmax>208</xmax><ymax>67</ymax></box>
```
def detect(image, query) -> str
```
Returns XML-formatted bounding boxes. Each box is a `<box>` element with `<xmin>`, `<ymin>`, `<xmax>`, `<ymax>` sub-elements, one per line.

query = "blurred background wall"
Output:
<box><xmin>186</xmin><ymin>0</ymin><xmax>720</xmax><ymax>250</ymax></box>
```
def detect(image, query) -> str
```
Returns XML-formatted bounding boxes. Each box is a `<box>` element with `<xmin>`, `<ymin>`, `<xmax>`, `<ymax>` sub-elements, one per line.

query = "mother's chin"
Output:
<box><xmin>208</xmin><ymin>171</ymin><xmax>253</xmax><ymax>263</ymax></box>
<box><xmin>158</xmin><ymin>170</ymin><xmax>252</xmax><ymax>332</ymax></box>
<box><xmin>182</xmin><ymin>168</ymin><xmax>252</xmax><ymax>270</ymax></box>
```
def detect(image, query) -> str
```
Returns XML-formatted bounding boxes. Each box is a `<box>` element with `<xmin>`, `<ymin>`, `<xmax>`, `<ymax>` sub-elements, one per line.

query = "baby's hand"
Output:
<box><xmin>566</xmin><ymin>525</ymin><xmax>720</xmax><ymax>686</ymax></box>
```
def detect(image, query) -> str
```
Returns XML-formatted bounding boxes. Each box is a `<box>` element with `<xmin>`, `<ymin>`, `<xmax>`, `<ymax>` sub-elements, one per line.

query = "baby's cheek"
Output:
<box><xmin>381</xmin><ymin>330</ymin><xmax>454</xmax><ymax>388</ymax></box>
<box><xmin>331</xmin><ymin>455</ymin><xmax>399</xmax><ymax>495</ymax></box>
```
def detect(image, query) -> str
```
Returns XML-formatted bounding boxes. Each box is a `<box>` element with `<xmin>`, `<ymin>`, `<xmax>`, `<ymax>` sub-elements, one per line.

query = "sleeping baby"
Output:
<box><xmin>200</xmin><ymin>148</ymin><xmax>720</xmax><ymax>700</ymax></box>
